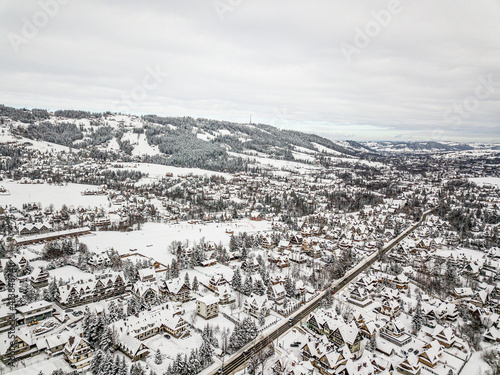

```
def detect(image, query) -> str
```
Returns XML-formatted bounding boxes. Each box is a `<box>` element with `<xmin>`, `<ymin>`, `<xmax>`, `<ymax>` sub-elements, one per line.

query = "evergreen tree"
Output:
<box><xmin>231</xmin><ymin>268</ymin><xmax>242</xmax><ymax>291</ymax></box>
<box><xmin>242</xmin><ymin>275</ymin><xmax>253</xmax><ymax>296</ymax></box>
<box><xmin>284</xmin><ymin>277</ymin><xmax>295</xmax><ymax>297</ymax></box>
<box><xmin>192</xmin><ymin>276</ymin><xmax>199</xmax><ymax>292</ymax></box>
<box><xmin>258</xmin><ymin>309</ymin><xmax>266</xmax><ymax>327</ymax></box>
<box><xmin>155</xmin><ymin>348</ymin><xmax>162</xmax><ymax>365</ymax></box>
<box><xmin>199</xmin><ymin>340</ymin><xmax>214</xmax><ymax>367</ymax></box>
<box><xmin>184</xmin><ymin>272</ymin><xmax>190</xmax><ymax>290</ymax></box>
<box><xmin>412</xmin><ymin>301</ymin><xmax>423</xmax><ymax>333</ymax></box>
<box><xmin>47</xmin><ymin>277</ymin><xmax>59</xmax><ymax>301</ymax></box>
<box><xmin>253</xmin><ymin>278</ymin><xmax>265</xmax><ymax>295</ymax></box>
<box><xmin>100</xmin><ymin>326</ymin><xmax>113</xmax><ymax>352</ymax></box>
<box><xmin>90</xmin><ymin>349</ymin><xmax>104</xmax><ymax>375</ymax></box>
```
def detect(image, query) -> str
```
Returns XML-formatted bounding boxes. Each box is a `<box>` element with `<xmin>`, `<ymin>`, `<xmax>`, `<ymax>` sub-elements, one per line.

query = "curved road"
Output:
<box><xmin>213</xmin><ymin>208</ymin><xmax>436</xmax><ymax>375</ymax></box>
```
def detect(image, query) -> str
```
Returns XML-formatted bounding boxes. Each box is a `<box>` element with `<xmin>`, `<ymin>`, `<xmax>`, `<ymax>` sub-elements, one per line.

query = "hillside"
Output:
<box><xmin>0</xmin><ymin>105</ymin><xmax>366</xmax><ymax>173</ymax></box>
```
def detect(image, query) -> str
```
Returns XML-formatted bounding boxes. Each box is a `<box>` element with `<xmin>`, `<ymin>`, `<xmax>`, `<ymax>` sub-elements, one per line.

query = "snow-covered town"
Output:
<box><xmin>0</xmin><ymin>106</ymin><xmax>498</xmax><ymax>375</ymax></box>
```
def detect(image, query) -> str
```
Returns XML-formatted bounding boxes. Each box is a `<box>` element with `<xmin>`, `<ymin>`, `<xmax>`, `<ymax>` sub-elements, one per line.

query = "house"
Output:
<box><xmin>418</xmin><ymin>340</ymin><xmax>442</xmax><ymax>368</ymax></box>
<box><xmin>397</xmin><ymin>354</ymin><xmax>421</xmax><ymax>375</ymax></box>
<box><xmin>430</xmin><ymin>325</ymin><xmax>456</xmax><ymax>348</ymax></box>
<box><xmin>244</xmin><ymin>294</ymin><xmax>270</xmax><ymax>318</ymax></box>
<box><xmin>56</xmin><ymin>272</ymin><xmax>128</xmax><ymax>308</ymax></box>
<box><xmin>217</xmin><ymin>285</ymin><xmax>235</xmax><ymax>305</ymax></box>
<box><xmin>329</xmin><ymin>322</ymin><xmax>364</xmax><ymax>359</ymax></box>
<box><xmin>137</xmin><ymin>267</ymin><xmax>156</xmax><ymax>283</ymax></box>
<box><xmin>0</xmin><ymin>327</ymin><xmax>37</xmax><ymax>363</ymax></box>
<box><xmin>116</xmin><ymin>333</ymin><xmax>150</xmax><ymax>361</ymax></box>
<box><xmin>45</xmin><ymin>331</ymin><xmax>71</xmax><ymax>357</ymax></box>
<box><xmin>384</xmin><ymin>273</ymin><xmax>409</xmax><ymax>290</ymax></box>
<box><xmin>380</xmin><ymin>299</ymin><xmax>401</xmax><ymax>317</ymax></box>
<box><xmin>268</xmin><ymin>284</ymin><xmax>286</xmax><ymax>304</ymax></box>
<box><xmin>88</xmin><ymin>253</ymin><xmax>110</xmax><ymax>268</ymax></box>
<box><xmin>208</xmin><ymin>273</ymin><xmax>229</xmax><ymax>293</ymax></box>
<box><xmin>16</xmin><ymin>300</ymin><xmax>52</xmax><ymax>325</ymax></box>
<box><xmin>110</xmin><ymin>303</ymin><xmax>189</xmax><ymax>340</ymax></box>
<box><xmin>250</xmin><ymin>211</ymin><xmax>262</xmax><ymax>221</ymax></box>
<box><xmin>380</xmin><ymin>319</ymin><xmax>411</xmax><ymax>346</ymax></box>
<box><xmin>348</xmin><ymin>287</ymin><xmax>372</xmax><ymax>307</ymax></box>
<box><xmin>161</xmin><ymin>277</ymin><xmax>190</xmax><ymax>303</ymax></box>
<box><xmin>242</xmin><ymin>259</ymin><xmax>260</xmax><ymax>273</ymax></box>
<box><xmin>30</xmin><ymin>267</ymin><xmax>49</xmax><ymax>288</ymax></box>
<box><xmin>317</xmin><ymin>346</ymin><xmax>351</xmax><ymax>373</ymax></box>
<box><xmin>483</xmin><ymin>326</ymin><xmax>500</xmax><ymax>342</ymax></box>
<box><xmin>131</xmin><ymin>281</ymin><xmax>159</xmax><ymax>306</ymax></box>
<box><xmin>196</xmin><ymin>295</ymin><xmax>219</xmax><ymax>319</ymax></box>
<box><xmin>64</xmin><ymin>334</ymin><xmax>92</xmax><ymax>369</ymax></box>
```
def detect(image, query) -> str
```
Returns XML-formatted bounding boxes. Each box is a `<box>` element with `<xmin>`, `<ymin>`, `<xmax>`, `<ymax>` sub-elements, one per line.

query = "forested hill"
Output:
<box><xmin>1</xmin><ymin>105</ymin><xmax>367</xmax><ymax>172</ymax></box>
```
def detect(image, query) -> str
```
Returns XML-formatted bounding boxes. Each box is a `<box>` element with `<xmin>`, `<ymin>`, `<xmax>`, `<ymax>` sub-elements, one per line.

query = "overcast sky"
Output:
<box><xmin>1</xmin><ymin>0</ymin><xmax>499</xmax><ymax>142</ymax></box>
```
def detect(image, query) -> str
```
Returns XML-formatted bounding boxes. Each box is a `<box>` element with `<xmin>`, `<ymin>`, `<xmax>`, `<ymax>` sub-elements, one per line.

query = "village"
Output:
<box><xmin>0</xmin><ymin>115</ymin><xmax>498</xmax><ymax>375</ymax></box>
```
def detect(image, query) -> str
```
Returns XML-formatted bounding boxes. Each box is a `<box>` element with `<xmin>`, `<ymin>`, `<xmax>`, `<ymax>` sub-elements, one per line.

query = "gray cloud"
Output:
<box><xmin>0</xmin><ymin>0</ymin><xmax>499</xmax><ymax>142</ymax></box>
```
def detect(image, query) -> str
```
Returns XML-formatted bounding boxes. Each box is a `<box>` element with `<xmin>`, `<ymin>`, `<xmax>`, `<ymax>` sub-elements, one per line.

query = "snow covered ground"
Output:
<box><xmin>81</xmin><ymin>219</ymin><xmax>272</xmax><ymax>266</ymax></box>
<box><xmin>108</xmin><ymin>162</ymin><xmax>233</xmax><ymax>181</ymax></box>
<box><xmin>0</xmin><ymin>181</ymin><xmax>109</xmax><ymax>210</ymax></box>
<box><xmin>469</xmin><ymin>177</ymin><xmax>500</xmax><ymax>187</ymax></box>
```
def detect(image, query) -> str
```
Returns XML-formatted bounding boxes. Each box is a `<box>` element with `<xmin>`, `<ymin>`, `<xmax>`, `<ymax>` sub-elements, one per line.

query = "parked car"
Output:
<box><xmin>164</xmin><ymin>334</ymin><xmax>171</xmax><ymax>339</ymax></box>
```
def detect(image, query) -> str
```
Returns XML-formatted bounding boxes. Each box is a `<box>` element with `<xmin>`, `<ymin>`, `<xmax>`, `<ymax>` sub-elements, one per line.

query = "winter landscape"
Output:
<box><xmin>0</xmin><ymin>105</ymin><xmax>498</xmax><ymax>375</ymax></box>
<box><xmin>1</xmin><ymin>1</ymin><xmax>499</xmax><ymax>375</ymax></box>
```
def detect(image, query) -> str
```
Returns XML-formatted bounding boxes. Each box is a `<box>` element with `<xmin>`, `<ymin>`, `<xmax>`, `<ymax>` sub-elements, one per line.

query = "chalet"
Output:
<box><xmin>44</xmin><ymin>331</ymin><xmax>71</xmax><ymax>357</ymax></box>
<box><xmin>270</xmin><ymin>274</ymin><xmax>286</xmax><ymax>285</ymax></box>
<box><xmin>56</xmin><ymin>271</ymin><xmax>128</xmax><ymax>308</ymax></box>
<box><xmin>268</xmin><ymin>283</ymin><xmax>286</xmax><ymax>304</ymax></box>
<box><xmin>250</xmin><ymin>211</ymin><xmax>262</xmax><ymax>221</ymax></box>
<box><xmin>64</xmin><ymin>334</ymin><xmax>92</xmax><ymax>369</ymax></box>
<box><xmin>348</xmin><ymin>287</ymin><xmax>371</xmax><ymax>307</ymax></box>
<box><xmin>208</xmin><ymin>273</ymin><xmax>229</xmax><ymax>293</ymax></box>
<box><xmin>161</xmin><ymin>277</ymin><xmax>190</xmax><ymax>303</ymax></box>
<box><xmin>418</xmin><ymin>340</ymin><xmax>442</xmax><ymax>368</ymax></box>
<box><xmin>110</xmin><ymin>303</ymin><xmax>189</xmax><ymax>340</ymax></box>
<box><xmin>217</xmin><ymin>285</ymin><xmax>235</xmax><ymax>305</ymax></box>
<box><xmin>430</xmin><ymin>325</ymin><xmax>456</xmax><ymax>348</ymax></box>
<box><xmin>380</xmin><ymin>299</ymin><xmax>401</xmax><ymax>317</ymax></box>
<box><xmin>244</xmin><ymin>294</ymin><xmax>270</xmax><ymax>318</ymax></box>
<box><xmin>380</xmin><ymin>319</ymin><xmax>411</xmax><ymax>346</ymax></box>
<box><xmin>329</xmin><ymin>322</ymin><xmax>364</xmax><ymax>359</ymax></box>
<box><xmin>453</xmin><ymin>287</ymin><xmax>473</xmax><ymax>299</ymax></box>
<box><xmin>484</xmin><ymin>326</ymin><xmax>500</xmax><ymax>342</ymax></box>
<box><xmin>137</xmin><ymin>267</ymin><xmax>156</xmax><ymax>283</ymax></box>
<box><xmin>397</xmin><ymin>354</ymin><xmax>421</xmax><ymax>375</ymax></box>
<box><xmin>30</xmin><ymin>267</ymin><xmax>49</xmax><ymax>288</ymax></box>
<box><xmin>196</xmin><ymin>295</ymin><xmax>219</xmax><ymax>319</ymax></box>
<box><xmin>470</xmin><ymin>290</ymin><xmax>489</xmax><ymax>307</ymax></box>
<box><xmin>116</xmin><ymin>333</ymin><xmax>150</xmax><ymax>361</ymax></box>
<box><xmin>384</xmin><ymin>273</ymin><xmax>409</xmax><ymax>290</ymax></box>
<box><xmin>0</xmin><ymin>327</ymin><xmax>38</xmax><ymax>363</ymax></box>
<box><xmin>242</xmin><ymin>258</ymin><xmax>260</xmax><ymax>273</ymax></box>
<box><xmin>131</xmin><ymin>281</ymin><xmax>159</xmax><ymax>306</ymax></box>
<box><xmin>317</xmin><ymin>346</ymin><xmax>351</xmax><ymax>374</ymax></box>
<box><xmin>88</xmin><ymin>253</ymin><xmax>110</xmax><ymax>268</ymax></box>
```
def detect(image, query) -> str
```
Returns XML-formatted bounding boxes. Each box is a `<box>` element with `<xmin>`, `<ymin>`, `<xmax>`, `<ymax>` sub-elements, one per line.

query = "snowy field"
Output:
<box><xmin>0</xmin><ymin>181</ymin><xmax>109</xmax><ymax>209</ymax></box>
<box><xmin>81</xmin><ymin>219</ymin><xmax>272</xmax><ymax>265</ymax></box>
<box><xmin>434</xmin><ymin>247</ymin><xmax>487</xmax><ymax>262</ymax></box>
<box><xmin>108</xmin><ymin>162</ymin><xmax>233</xmax><ymax>181</ymax></box>
<box><xmin>469</xmin><ymin>177</ymin><xmax>500</xmax><ymax>187</ymax></box>
<box><xmin>48</xmin><ymin>265</ymin><xmax>94</xmax><ymax>283</ymax></box>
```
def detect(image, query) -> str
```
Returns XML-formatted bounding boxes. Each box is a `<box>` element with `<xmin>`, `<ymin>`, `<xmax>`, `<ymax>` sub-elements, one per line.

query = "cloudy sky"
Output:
<box><xmin>1</xmin><ymin>0</ymin><xmax>499</xmax><ymax>142</ymax></box>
